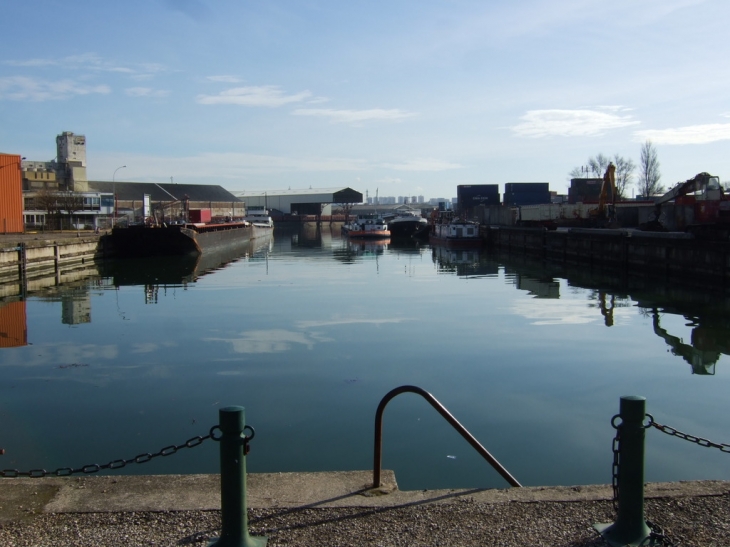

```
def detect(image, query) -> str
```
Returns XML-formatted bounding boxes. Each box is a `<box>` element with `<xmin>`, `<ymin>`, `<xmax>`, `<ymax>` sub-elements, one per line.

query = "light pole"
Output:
<box><xmin>112</xmin><ymin>165</ymin><xmax>126</xmax><ymax>226</ymax></box>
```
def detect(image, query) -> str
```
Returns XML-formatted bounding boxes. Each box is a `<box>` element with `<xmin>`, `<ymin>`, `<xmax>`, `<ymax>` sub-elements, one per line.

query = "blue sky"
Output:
<box><xmin>1</xmin><ymin>0</ymin><xmax>728</xmax><ymax>199</ymax></box>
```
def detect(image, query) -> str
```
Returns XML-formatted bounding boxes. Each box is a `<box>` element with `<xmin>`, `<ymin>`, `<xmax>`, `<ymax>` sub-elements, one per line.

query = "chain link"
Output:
<box><xmin>650</xmin><ymin>421</ymin><xmax>730</xmax><ymax>453</ymax></box>
<box><xmin>609</xmin><ymin>415</ymin><xmax>730</xmax><ymax>547</ymax></box>
<box><xmin>647</xmin><ymin>520</ymin><xmax>679</xmax><ymax>547</ymax></box>
<box><xmin>610</xmin><ymin>426</ymin><xmax>620</xmax><ymax>512</ymax></box>
<box><xmin>1</xmin><ymin>431</ymin><xmax>214</xmax><ymax>479</ymax></box>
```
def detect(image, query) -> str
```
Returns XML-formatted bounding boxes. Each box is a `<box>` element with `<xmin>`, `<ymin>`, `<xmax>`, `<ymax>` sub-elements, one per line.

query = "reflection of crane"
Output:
<box><xmin>599</xmin><ymin>291</ymin><xmax>615</xmax><ymax>327</ymax></box>
<box><xmin>651</xmin><ymin>309</ymin><xmax>719</xmax><ymax>375</ymax></box>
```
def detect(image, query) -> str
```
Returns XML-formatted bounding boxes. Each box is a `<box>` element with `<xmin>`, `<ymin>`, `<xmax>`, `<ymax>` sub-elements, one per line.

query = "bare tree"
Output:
<box><xmin>588</xmin><ymin>153</ymin><xmax>611</xmax><ymax>178</ymax></box>
<box><xmin>56</xmin><ymin>191</ymin><xmax>85</xmax><ymax>230</ymax></box>
<box><xmin>33</xmin><ymin>187</ymin><xmax>64</xmax><ymax>230</ymax></box>
<box><xmin>638</xmin><ymin>140</ymin><xmax>664</xmax><ymax>197</ymax></box>
<box><xmin>570</xmin><ymin>153</ymin><xmax>633</xmax><ymax>198</ymax></box>
<box><xmin>569</xmin><ymin>153</ymin><xmax>612</xmax><ymax>179</ymax></box>
<box><xmin>612</xmin><ymin>154</ymin><xmax>636</xmax><ymax>199</ymax></box>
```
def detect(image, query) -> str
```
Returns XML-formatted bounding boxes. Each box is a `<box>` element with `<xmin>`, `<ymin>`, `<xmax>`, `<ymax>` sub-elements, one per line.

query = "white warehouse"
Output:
<box><xmin>232</xmin><ymin>187</ymin><xmax>363</xmax><ymax>216</ymax></box>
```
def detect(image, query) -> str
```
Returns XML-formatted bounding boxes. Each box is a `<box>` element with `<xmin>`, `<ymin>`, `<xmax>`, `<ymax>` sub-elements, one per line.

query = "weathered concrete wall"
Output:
<box><xmin>0</xmin><ymin>236</ymin><xmax>111</xmax><ymax>298</ymax></box>
<box><xmin>486</xmin><ymin>226</ymin><xmax>730</xmax><ymax>285</ymax></box>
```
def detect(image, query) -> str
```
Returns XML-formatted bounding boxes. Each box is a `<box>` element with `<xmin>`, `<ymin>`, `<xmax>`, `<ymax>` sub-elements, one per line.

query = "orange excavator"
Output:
<box><xmin>588</xmin><ymin>163</ymin><xmax>618</xmax><ymax>226</ymax></box>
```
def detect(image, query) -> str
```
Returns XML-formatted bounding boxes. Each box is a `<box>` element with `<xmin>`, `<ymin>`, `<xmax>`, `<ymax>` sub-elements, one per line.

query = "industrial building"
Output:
<box><xmin>0</xmin><ymin>153</ymin><xmax>24</xmax><ymax>234</ymax></box>
<box><xmin>232</xmin><ymin>187</ymin><xmax>363</xmax><ymax>218</ymax></box>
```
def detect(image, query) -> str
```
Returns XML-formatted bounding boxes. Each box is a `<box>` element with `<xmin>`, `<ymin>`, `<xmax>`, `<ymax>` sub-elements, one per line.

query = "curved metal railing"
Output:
<box><xmin>373</xmin><ymin>385</ymin><xmax>521</xmax><ymax>488</ymax></box>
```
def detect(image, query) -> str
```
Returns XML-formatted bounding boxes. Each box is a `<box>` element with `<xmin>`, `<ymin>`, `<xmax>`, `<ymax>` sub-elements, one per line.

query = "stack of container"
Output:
<box><xmin>503</xmin><ymin>183</ymin><xmax>551</xmax><ymax>206</ymax></box>
<box><xmin>457</xmin><ymin>185</ymin><xmax>500</xmax><ymax>214</ymax></box>
<box><xmin>568</xmin><ymin>178</ymin><xmax>602</xmax><ymax>204</ymax></box>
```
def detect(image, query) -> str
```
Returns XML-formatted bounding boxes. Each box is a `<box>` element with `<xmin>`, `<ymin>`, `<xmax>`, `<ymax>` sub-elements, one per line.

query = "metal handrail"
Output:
<box><xmin>373</xmin><ymin>385</ymin><xmax>522</xmax><ymax>488</ymax></box>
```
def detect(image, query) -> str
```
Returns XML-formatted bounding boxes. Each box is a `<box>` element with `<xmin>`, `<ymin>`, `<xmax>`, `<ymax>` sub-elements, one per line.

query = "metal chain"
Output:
<box><xmin>650</xmin><ymin>421</ymin><xmax>730</xmax><ymax>453</ymax></box>
<box><xmin>610</xmin><ymin>414</ymin><xmax>679</xmax><ymax>546</ymax></box>
<box><xmin>646</xmin><ymin>520</ymin><xmax>679</xmax><ymax>547</ymax></box>
<box><xmin>1</xmin><ymin>425</ymin><xmax>220</xmax><ymax>478</ymax></box>
<box><xmin>610</xmin><ymin>425</ymin><xmax>620</xmax><ymax>512</ymax></box>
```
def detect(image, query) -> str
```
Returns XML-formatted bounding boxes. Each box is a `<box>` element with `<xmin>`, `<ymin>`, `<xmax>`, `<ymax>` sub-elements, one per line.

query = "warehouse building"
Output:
<box><xmin>232</xmin><ymin>187</ymin><xmax>363</xmax><ymax>217</ymax></box>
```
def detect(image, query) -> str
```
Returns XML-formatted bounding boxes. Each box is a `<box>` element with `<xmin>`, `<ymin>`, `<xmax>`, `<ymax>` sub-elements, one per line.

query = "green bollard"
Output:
<box><xmin>209</xmin><ymin>406</ymin><xmax>267</xmax><ymax>547</ymax></box>
<box><xmin>594</xmin><ymin>396</ymin><xmax>656</xmax><ymax>547</ymax></box>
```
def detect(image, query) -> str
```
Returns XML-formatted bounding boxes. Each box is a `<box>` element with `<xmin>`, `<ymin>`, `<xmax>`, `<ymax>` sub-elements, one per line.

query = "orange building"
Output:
<box><xmin>0</xmin><ymin>153</ymin><xmax>24</xmax><ymax>234</ymax></box>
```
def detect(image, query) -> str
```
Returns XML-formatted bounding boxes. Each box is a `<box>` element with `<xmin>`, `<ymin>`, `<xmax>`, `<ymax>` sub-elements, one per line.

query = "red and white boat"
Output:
<box><xmin>342</xmin><ymin>213</ymin><xmax>391</xmax><ymax>239</ymax></box>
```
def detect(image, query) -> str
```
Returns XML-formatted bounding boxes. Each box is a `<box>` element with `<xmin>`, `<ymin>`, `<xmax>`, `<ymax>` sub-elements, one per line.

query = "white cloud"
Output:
<box><xmin>0</xmin><ymin>76</ymin><xmax>111</xmax><ymax>101</ymax></box>
<box><xmin>197</xmin><ymin>85</ymin><xmax>312</xmax><ymax>106</ymax></box>
<box><xmin>296</xmin><ymin>318</ymin><xmax>406</xmax><ymax>328</ymax></box>
<box><xmin>634</xmin><ymin>123</ymin><xmax>730</xmax><ymax>145</ymax></box>
<box><xmin>206</xmin><ymin>75</ymin><xmax>242</xmax><ymax>83</ymax></box>
<box><xmin>4</xmin><ymin>54</ymin><xmax>165</xmax><ymax>77</ymax></box>
<box><xmin>125</xmin><ymin>87</ymin><xmax>170</xmax><ymax>98</ymax></box>
<box><xmin>291</xmin><ymin>108</ymin><xmax>417</xmax><ymax>124</ymax></box>
<box><xmin>381</xmin><ymin>159</ymin><xmax>463</xmax><ymax>172</ymax></box>
<box><xmin>512</xmin><ymin>108</ymin><xmax>640</xmax><ymax>138</ymax></box>
<box><xmin>206</xmin><ymin>329</ymin><xmax>319</xmax><ymax>353</ymax></box>
<box><xmin>131</xmin><ymin>343</ymin><xmax>160</xmax><ymax>353</ymax></box>
<box><xmin>511</xmin><ymin>298</ymin><xmax>630</xmax><ymax>326</ymax></box>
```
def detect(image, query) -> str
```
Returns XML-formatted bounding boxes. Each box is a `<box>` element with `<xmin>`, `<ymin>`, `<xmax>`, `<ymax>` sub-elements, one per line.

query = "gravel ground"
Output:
<box><xmin>1</xmin><ymin>495</ymin><xmax>729</xmax><ymax>547</ymax></box>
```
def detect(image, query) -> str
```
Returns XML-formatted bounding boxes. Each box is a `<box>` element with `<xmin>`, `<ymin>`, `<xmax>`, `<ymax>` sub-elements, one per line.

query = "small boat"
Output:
<box><xmin>387</xmin><ymin>209</ymin><xmax>428</xmax><ymax>238</ymax></box>
<box><xmin>243</xmin><ymin>206</ymin><xmax>274</xmax><ymax>229</ymax></box>
<box><xmin>342</xmin><ymin>213</ymin><xmax>391</xmax><ymax>239</ymax></box>
<box><xmin>428</xmin><ymin>211</ymin><xmax>483</xmax><ymax>248</ymax></box>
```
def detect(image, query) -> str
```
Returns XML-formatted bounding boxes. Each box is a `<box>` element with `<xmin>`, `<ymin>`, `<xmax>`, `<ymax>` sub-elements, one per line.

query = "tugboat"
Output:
<box><xmin>428</xmin><ymin>211</ymin><xmax>483</xmax><ymax>248</ymax></box>
<box><xmin>341</xmin><ymin>213</ymin><xmax>391</xmax><ymax>239</ymax></box>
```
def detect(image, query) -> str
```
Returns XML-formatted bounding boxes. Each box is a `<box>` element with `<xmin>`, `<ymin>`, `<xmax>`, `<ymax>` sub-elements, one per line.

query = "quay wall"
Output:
<box><xmin>486</xmin><ymin>226</ymin><xmax>730</xmax><ymax>285</ymax></box>
<box><xmin>0</xmin><ymin>235</ymin><xmax>112</xmax><ymax>299</ymax></box>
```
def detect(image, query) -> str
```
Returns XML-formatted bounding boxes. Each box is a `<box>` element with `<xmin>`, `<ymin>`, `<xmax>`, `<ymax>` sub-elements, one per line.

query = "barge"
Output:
<box><xmin>111</xmin><ymin>221</ymin><xmax>259</xmax><ymax>258</ymax></box>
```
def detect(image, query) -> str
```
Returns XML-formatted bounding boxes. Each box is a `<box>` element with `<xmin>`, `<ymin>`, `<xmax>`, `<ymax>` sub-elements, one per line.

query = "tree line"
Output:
<box><xmin>569</xmin><ymin>140</ymin><xmax>663</xmax><ymax>199</ymax></box>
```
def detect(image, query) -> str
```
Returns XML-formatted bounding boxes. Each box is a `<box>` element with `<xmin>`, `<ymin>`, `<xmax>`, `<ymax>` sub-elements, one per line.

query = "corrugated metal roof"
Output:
<box><xmin>88</xmin><ymin>181</ymin><xmax>242</xmax><ymax>202</ymax></box>
<box><xmin>232</xmin><ymin>187</ymin><xmax>353</xmax><ymax>198</ymax></box>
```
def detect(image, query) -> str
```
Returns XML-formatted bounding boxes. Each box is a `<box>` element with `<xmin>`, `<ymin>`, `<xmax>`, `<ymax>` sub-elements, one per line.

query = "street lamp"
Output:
<box><xmin>112</xmin><ymin>165</ymin><xmax>126</xmax><ymax>226</ymax></box>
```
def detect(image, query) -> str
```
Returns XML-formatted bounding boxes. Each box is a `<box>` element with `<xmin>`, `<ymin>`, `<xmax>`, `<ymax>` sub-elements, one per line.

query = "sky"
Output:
<box><xmin>1</xmin><ymin>0</ymin><xmax>729</xmax><ymax>200</ymax></box>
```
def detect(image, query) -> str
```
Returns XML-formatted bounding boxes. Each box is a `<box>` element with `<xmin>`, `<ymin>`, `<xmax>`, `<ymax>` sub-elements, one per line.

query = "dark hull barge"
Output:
<box><xmin>111</xmin><ymin>222</ymin><xmax>259</xmax><ymax>257</ymax></box>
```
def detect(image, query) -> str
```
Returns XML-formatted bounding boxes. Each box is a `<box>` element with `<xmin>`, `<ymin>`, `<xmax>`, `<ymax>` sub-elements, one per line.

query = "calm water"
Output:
<box><xmin>2</xmin><ymin>224</ymin><xmax>730</xmax><ymax>490</ymax></box>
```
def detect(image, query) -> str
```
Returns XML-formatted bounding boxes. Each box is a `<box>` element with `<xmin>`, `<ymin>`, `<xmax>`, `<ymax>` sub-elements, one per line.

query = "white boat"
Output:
<box><xmin>243</xmin><ymin>206</ymin><xmax>274</xmax><ymax>228</ymax></box>
<box><xmin>428</xmin><ymin>211</ymin><xmax>483</xmax><ymax>248</ymax></box>
<box><xmin>341</xmin><ymin>213</ymin><xmax>391</xmax><ymax>239</ymax></box>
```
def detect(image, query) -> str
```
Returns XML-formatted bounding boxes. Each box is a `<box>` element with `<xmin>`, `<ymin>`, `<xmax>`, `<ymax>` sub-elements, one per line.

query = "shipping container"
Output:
<box><xmin>503</xmin><ymin>191</ymin><xmax>551</xmax><ymax>206</ymax></box>
<box><xmin>568</xmin><ymin>178</ymin><xmax>602</xmax><ymax>204</ymax></box>
<box><xmin>188</xmin><ymin>209</ymin><xmax>212</xmax><ymax>223</ymax></box>
<box><xmin>504</xmin><ymin>182</ymin><xmax>550</xmax><ymax>194</ymax></box>
<box><xmin>457</xmin><ymin>185</ymin><xmax>500</xmax><ymax>211</ymax></box>
<box><xmin>0</xmin><ymin>154</ymin><xmax>24</xmax><ymax>234</ymax></box>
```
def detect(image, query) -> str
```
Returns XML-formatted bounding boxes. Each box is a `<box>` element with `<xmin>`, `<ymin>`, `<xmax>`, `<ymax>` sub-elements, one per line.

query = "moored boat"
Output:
<box><xmin>387</xmin><ymin>209</ymin><xmax>428</xmax><ymax>238</ymax></box>
<box><xmin>111</xmin><ymin>221</ymin><xmax>256</xmax><ymax>257</ymax></box>
<box><xmin>243</xmin><ymin>206</ymin><xmax>274</xmax><ymax>229</ymax></box>
<box><xmin>428</xmin><ymin>211</ymin><xmax>483</xmax><ymax>248</ymax></box>
<box><xmin>341</xmin><ymin>213</ymin><xmax>391</xmax><ymax>239</ymax></box>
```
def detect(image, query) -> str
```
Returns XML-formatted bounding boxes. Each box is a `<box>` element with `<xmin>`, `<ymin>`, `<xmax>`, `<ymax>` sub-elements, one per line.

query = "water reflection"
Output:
<box><xmin>3</xmin><ymin>226</ymin><xmax>730</xmax><ymax>489</ymax></box>
<box><xmin>0</xmin><ymin>300</ymin><xmax>27</xmax><ymax>347</ymax></box>
<box><xmin>496</xmin><ymin>249</ymin><xmax>730</xmax><ymax>375</ymax></box>
<box><xmin>431</xmin><ymin>246</ymin><xmax>498</xmax><ymax>278</ymax></box>
<box><xmin>650</xmin><ymin>310</ymin><xmax>719</xmax><ymax>375</ymax></box>
<box><xmin>100</xmin><ymin>234</ymin><xmax>273</xmax><ymax>303</ymax></box>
